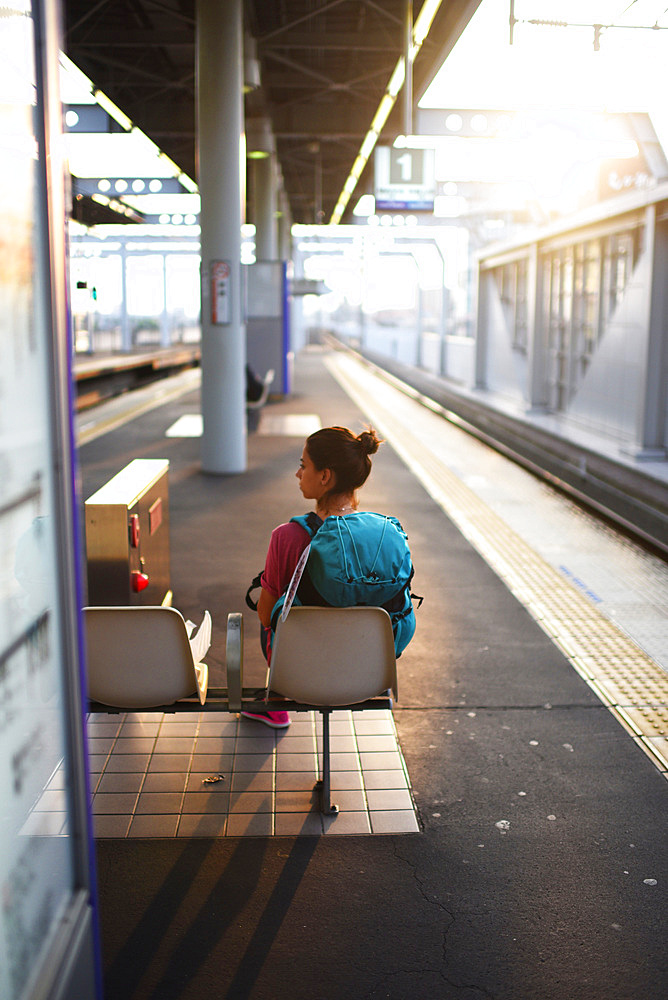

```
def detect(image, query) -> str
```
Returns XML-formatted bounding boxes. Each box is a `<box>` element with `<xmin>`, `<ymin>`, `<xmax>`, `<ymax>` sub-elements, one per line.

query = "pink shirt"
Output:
<box><xmin>261</xmin><ymin>520</ymin><xmax>311</xmax><ymax>601</ymax></box>
<box><xmin>259</xmin><ymin>520</ymin><xmax>311</xmax><ymax>664</ymax></box>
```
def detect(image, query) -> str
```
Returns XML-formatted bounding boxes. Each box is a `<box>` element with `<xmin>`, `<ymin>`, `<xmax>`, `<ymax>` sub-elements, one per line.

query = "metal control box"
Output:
<box><xmin>85</xmin><ymin>459</ymin><xmax>171</xmax><ymax>606</ymax></box>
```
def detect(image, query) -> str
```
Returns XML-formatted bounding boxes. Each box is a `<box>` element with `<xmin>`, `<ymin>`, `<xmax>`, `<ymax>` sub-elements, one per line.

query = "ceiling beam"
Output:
<box><xmin>269</xmin><ymin>103</ymin><xmax>380</xmax><ymax>137</ymax></box>
<box><xmin>259</xmin><ymin>31</ymin><xmax>401</xmax><ymax>51</ymax></box>
<box><xmin>67</xmin><ymin>31</ymin><xmax>194</xmax><ymax>47</ymax></box>
<box><xmin>257</xmin><ymin>0</ymin><xmax>350</xmax><ymax>43</ymax></box>
<box><xmin>72</xmin><ymin>54</ymin><xmax>194</xmax><ymax>90</ymax></box>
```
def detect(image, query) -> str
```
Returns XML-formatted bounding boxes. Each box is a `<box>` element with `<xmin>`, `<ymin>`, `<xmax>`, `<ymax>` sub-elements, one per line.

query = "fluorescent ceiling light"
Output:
<box><xmin>61</xmin><ymin>53</ymin><xmax>199</xmax><ymax>206</ymax></box>
<box><xmin>387</xmin><ymin>60</ymin><xmax>406</xmax><ymax>99</ymax></box>
<box><xmin>359</xmin><ymin>131</ymin><xmax>378</xmax><ymax>161</ymax></box>
<box><xmin>178</xmin><ymin>173</ymin><xmax>199</xmax><ymax>194</ymax></box>
<box><xmin>413</xmin><ymin>0</ymin><xmax>442</xmax><ymax>46</ymax></box>
<box><xmin>330</xmin><ymin>1</ymin><xmax>444</xmax><ymax>224</ymax></box>
<box><xmin>370</xmin><ymin>94</ymin><xmax>395</xmax><ymax>136</ymax></box>
<box><xmin>94</xmin><ymin>89</ymin><xmax>133</xmax><ymax>131</ymax></box>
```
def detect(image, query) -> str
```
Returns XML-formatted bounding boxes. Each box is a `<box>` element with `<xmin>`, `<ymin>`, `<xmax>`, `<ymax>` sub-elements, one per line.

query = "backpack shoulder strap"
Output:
<box><xmin>245</xmin><ymin>571</ymin><xmax>263</xmax><ymax>611</ymax></box>
<box><xmin>247</xmin><ymin>514</ymin><xmax>321</xmax><ymax>611</ymax></box>
<box><xmin>290</xmin><ymin>511</ymin><xmax>323</xmax><ymax>537</ymax></box>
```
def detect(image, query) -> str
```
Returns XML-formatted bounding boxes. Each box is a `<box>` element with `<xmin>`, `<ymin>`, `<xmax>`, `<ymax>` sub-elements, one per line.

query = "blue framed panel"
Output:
<box><xmin>0</xmin><ymin>2</ymin><xmax>99</xmax><ymax>997</ymax></box>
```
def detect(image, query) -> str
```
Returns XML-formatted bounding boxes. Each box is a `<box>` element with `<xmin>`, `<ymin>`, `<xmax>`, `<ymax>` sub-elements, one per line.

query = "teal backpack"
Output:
<box><xmin>248</xmin><ymin>511</ymin><xmax>421</xmax><ymax>657</ymax></box>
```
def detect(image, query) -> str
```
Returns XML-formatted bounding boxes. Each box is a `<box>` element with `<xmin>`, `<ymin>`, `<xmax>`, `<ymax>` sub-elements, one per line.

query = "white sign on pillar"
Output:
<box><xmin>211</xmin><ymin>260</ymin><xmax>231</xmax><ymax>324</ymax></box>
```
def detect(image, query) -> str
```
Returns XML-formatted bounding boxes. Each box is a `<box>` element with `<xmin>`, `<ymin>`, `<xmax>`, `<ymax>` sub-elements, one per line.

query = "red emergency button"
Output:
<box><xmin>132</xmin><ymin>571</ymin><xmax>150</xmax><ymax>593</ymax></box>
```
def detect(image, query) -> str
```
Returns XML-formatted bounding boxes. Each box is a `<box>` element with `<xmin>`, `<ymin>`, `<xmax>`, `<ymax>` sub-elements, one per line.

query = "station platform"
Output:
<box><xmin>73</xmin><ymin>344</ymin><xmax>201</xmax><ymax>411</ymax></box>
<box><xmin>77</xmin><ymin>346</ymin><xmax>668</xmax><ymax>1000</ymax></box>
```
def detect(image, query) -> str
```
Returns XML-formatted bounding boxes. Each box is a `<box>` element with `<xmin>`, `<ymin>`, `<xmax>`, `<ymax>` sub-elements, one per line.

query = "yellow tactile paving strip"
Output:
<box><xmin>327</xmin><ymin>352</ymin><xmax>668</xmax><ymax>776</ymax></box>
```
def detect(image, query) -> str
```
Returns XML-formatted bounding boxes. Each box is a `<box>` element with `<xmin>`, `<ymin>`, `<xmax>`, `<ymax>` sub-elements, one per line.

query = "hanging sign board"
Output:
<box><xmin>211</xmin><ymin>260</ymin><xmax>231</xmax><ymax>324</ymax></box>
<box><xmin>374</xmin><ymin>145</ymin><xmax>435</xmax><ymax>211</ymax></box>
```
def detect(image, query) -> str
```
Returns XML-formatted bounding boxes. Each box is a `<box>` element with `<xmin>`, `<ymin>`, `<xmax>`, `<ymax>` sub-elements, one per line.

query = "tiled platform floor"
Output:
<box><xmin>85</xmin><ymin>709</ymin><xmax>419</xmax><ymax>837</ymax></box>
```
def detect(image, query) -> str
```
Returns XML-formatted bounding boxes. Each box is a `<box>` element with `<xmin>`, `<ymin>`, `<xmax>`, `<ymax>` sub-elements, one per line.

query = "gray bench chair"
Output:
<box><xmin>246</xmin><ymin>367</ymin><xmax>274</xmax><ymax>431</ymax></box>
<box><xmin>84</xmin><ymin>604</ymin><xmax>398</xmax><ymax>814</ymax></box>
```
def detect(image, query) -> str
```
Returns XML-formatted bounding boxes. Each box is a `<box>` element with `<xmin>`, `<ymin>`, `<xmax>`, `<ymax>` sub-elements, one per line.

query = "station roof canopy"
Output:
<box><xmin>62</xmin><ymin>0</ymin><xmax>481</xmax><ymax>225</ymax></box>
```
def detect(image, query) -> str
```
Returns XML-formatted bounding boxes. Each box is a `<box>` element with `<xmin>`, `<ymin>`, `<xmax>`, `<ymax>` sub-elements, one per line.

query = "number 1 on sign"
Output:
<box><xmin>394</xmin><ymin>152</ymin><xmax>413</xmax><ymax>181</ymax></box>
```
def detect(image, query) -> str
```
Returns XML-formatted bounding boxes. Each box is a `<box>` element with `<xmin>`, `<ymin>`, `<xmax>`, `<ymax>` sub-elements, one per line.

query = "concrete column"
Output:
<box><xmin>415</xmin><ymin>260</ymin><xmax>423</xmax><ymax>368</ymax></box>
<box><xmin>197</xmin><ymin>0</ymin><xmax>246</xmax><ymax>473</ymax></box>
<box><xmin>473</xmin><ymin>263</ymin><xmax>488</xmax><ymax>389</ymax></box>
<box><xmin>120</xmin><ymin>240</ymin><xmax>131</xmax><ymax>351</ymax></box>
<box><xmin>248</xmin><ymin>117</ymin><xmax>277</xmax><ymax>261</ymax></box>
<box><xmin>252</xmin><ymin>155</ymin><xmax>278</xmax><ymax>260</ymax></box>
<box><xmin>403</xmin><ymin>0</ymin><xmax>413</xmax><ymax>136</ymax></box>
<box><xmin>632</xmin><ymin>205</ymin><xmax>668</xmax><ymax>456</ymax></box>
<box><xmin>277</xmin><ymin>190</ymin><xmax>292</xmax><ymax>261</ymax></box>
<box><xmin>160</xmin><ymin>254</ymin><xmax>170</xmax><ymax>347</ymax></box>
<box><xmin>526</xmin><ymin>243</ymin><xmax>549</xmax><ymax>411</ymax></box>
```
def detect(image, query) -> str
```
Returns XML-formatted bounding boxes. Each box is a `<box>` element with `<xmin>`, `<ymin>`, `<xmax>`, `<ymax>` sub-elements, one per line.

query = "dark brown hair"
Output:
<box><xmin>305</xmin><ymin>425</ymin><xmax>382</xmax><ymax>496</ymax></box>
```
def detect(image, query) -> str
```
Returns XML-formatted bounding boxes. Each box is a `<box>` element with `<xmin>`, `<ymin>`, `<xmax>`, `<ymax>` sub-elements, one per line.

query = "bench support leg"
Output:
<box><xmin>317</xmin><ymin>709</ymin><xmax>339</xmax><ymax>815</ymax></box>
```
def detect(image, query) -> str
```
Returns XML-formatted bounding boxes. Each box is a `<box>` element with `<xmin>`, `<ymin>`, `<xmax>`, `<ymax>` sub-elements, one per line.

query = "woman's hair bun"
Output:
<box><xmin>357</xmin><ymin>427</ymin><xmax>382</xmax><ymax>455</ymax></box>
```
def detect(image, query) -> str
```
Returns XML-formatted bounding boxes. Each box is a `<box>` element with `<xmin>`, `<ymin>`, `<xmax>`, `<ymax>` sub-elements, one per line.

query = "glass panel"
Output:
<box><xmin>0</xmin><ymin>4</ymin><xmax>77</xmax><ymax>998</ymax></box>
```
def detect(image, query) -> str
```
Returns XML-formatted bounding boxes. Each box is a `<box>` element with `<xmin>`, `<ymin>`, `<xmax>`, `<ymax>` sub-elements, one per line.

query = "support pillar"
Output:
<box><xmin>252</xmin><ymin>155</ymin><xmax>278</xmax><ymax>261</ymax></box>
<box><xmin>247</xmin><ymin>117</ymin><xmax>278</xmax><ymax>261</ymax></box>
<box><xmin>277</xmin><ymin>189</ymin><xmax>292</xmax><ymax>262</ymax></box>
<box><xmin>474</xmin><ymin>262</ymin><xmax>489</xmax><ymax>389</ymax></box>
<box><xmin>526</xmin><ymin>243</ymin><xmax>549</xmax><ymax>411</ymax></box>
<box><xmin>630</xmin><ymin>205</ymin><xmax>668</xmax><ymax>457</ymax></box>
<box><xmin>120</xmin><ymin>240</ymin><xmax>131</xmax><ymax>351</ymax></box>
<box><xmin>197</xmin><ymin>0</ymin><xmax>246</xmax><ymax>473</ymax></box>
<box><xmin>160</xmin><ymin>253</ymin><xmax>170</xmax><ymax>347</ymax></box>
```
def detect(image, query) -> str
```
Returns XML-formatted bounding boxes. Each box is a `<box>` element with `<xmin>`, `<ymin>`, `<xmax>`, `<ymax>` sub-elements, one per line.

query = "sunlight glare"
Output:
<box><xmin>422</xmin><ymin>0</ymin><xmax>668</xmax><ymax>145</ymax></box>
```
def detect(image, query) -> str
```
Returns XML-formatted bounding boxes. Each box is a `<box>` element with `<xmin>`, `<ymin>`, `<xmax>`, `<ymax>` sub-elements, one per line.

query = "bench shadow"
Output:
<box><xmin>101</xmin><ymin>830</ymin><xmax>319</xmax><ymax>999</ymax></box>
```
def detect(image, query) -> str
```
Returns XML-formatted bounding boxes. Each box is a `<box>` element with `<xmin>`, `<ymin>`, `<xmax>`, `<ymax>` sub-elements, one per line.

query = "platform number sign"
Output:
<box><xmin>374</xmin><ymin>145</ymin><xmax>435</xmax><ymax>211</ymax></box>
<box><xmin>390</xmin><ymin>149</ymin><xmax>422</xmax><ymax>184</ymax></box>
